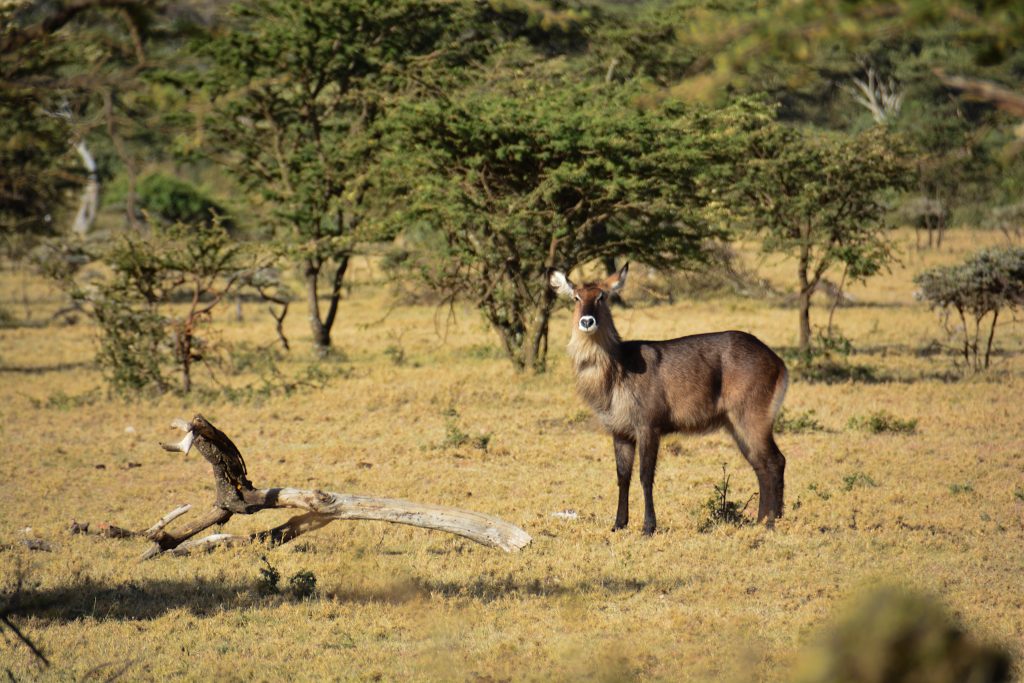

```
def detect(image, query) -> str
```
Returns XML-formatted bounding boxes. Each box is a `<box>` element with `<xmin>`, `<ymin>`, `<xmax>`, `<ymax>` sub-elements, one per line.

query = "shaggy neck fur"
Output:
<box><xmin>567</xmin><ymin>315</ymin><xmax>621</xmax><ymax>411</ymax></box>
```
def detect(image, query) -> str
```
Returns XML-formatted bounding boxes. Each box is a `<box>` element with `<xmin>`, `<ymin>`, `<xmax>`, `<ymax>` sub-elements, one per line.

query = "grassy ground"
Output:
<box><xmin>1</xmin><ymin>229</ymin><xmax>1022</xmax><ymax>681</ymax></box>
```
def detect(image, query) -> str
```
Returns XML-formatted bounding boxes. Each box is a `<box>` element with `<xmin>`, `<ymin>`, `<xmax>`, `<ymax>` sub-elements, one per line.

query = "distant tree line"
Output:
<box><xmin>2</xmin><ymin>0</ymin><xmax>1023</xmax><ymax>388</ymax></box>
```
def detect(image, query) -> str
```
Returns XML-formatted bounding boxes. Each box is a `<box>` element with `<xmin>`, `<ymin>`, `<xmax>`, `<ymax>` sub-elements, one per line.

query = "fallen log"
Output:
<box><xmin>85</xmin><ymin>414</ymin><xmax>531</xmax><ymax>559</ymax></box>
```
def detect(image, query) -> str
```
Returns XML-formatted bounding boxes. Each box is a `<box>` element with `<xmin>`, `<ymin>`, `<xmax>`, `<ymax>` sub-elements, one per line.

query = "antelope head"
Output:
<box><xmin>549</xmin><ymin>263</ymin><xmax>628</xmax><ymax>336</ymax></box>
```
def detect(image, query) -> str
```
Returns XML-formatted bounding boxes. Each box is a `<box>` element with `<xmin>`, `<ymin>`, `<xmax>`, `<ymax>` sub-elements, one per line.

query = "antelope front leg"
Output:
<box><xmin>638</xmin><ymin>431</ymin><xmax>661</xmax><ymax>535</ymax></box>
<box><xmin>612</xmin><ymin>435</ymin><xmax>635</xmax><ymax>531</ymax></box>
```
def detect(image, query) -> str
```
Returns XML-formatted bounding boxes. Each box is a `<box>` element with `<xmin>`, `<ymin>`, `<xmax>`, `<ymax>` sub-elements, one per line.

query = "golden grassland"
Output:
<box><xmin>1</xmin><ymin>229</ymin><xmax>1022</xmax><ymax>681</ymax></box>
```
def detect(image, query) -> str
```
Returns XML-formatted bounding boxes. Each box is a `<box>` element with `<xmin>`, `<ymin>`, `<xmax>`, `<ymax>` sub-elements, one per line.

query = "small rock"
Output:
<box><xmin>357</xmin><ymin>462</ymin><xmax>373</xmax><ymax>469</ymax></box>
<box><xmin>125</xmin><ymin>425</ymin><xmax>136</xmax><ymax>435</ymax></box>
<box><xmin>123</xmin><ymin>462</ymin><xmax>142</xmax><ymax>469</ymax></box>
<box><xmin>550</xmin><ymin>509</ymin><xmax>579</xmax><ymax>521</ymax></box>
<box><xmin>21</xmin><ymin>538</ymin><xmax>52</xmax><ymax>552</ymax></box>
<box><xmin>95</xmin><ymin>464</ymin><xmax>106</xmax><ymax>470</ymax></box>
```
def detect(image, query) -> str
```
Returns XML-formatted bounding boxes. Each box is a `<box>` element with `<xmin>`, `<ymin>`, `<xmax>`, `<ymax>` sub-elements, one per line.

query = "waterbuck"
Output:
<box><xmin>549</xmin><ymin>263</ymin><xmax>788</xmax><ymax>534</ymax></box>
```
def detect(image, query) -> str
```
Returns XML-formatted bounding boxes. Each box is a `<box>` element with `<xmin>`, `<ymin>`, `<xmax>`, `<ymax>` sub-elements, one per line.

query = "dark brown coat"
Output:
<box><xmin>550</xmin><ymin>264</ymin><xmax>788</xmax><ymax>533</ymax></box>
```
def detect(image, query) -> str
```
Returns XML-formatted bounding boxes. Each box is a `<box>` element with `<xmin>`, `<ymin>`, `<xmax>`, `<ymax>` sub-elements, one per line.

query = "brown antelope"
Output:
<box><xmin>549</xmin><ymin>263</ymin><xmax>788</xmax><ymax>534</ymax></box>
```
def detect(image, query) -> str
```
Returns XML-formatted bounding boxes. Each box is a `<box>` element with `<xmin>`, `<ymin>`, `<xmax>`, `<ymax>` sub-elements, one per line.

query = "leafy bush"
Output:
<box><xmin>807</xmin><ymin>483</ymin><xmax>831</xmax><ymax>500</ymax></box>
<box><xmin>795</xmin><ymin>587</ymin><xmax>1010</xmax><ymax>683</ymax></box>
<box><xmin>137</xmin><ymin>173</ymin><xmax>232</xmax><ymax>229</ymax></box>
<box><xmin>440</xmin><ymin>407</ymin><xmax>470</xmax><ymax>448</ymax></box>
<box><xmin>841</xmin><ymin>472</ymin><xmax>878</xmax><ymax>491</ymax></box>
<box><xmin>288</xmin><ymin>570</ymin><xmax>317</xmax><ymax>599</ymax></box>
<box><xmin>63</xmin><ymin>218</ymin><xmax>243</xmax><ymax>395</ymax></box>
<box><xmin>775</xmin><ymin>409</ymin><xmax>824</xmax><ymax>434</ymax></box>
<box><xmin>438</xmin><ymin>406</ymin><xmax>491</xmax><ymax>451</ymax></box>
<box><xmin>788</xmin><ymin>357</ymin><xmax>881</xmax><ymax>384</ymax></box>
<box><xmin>697</xmin><ymin>465</ymin><xmax>754</xmax><ymax>532</ymax></box>
<box><xmin>256</xmin><ymin>556</ymin><xmax>281</xmax><ymax>595</ymax></box>
<box><xmin>847</xmin><ymin>410</ymin><xmax>917</xmax><ymax>434</ymax></box>
<box><xmin>914</xmin><ymin>247</ymin><xmax>1024</xmax><ymax>372</ymax></box>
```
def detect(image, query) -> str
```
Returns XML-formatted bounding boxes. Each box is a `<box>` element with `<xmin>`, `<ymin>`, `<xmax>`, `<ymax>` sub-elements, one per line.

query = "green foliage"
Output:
<box><xmin>677</xmin><ymin>1</ymin><xmax>1024</xmax><ymax>101</ymax></box>
<box><xmin>287</xmin><ymin>570</ymin><xmax>317</xmax><ymax>599</ymax></box>
<box><xmin>438</xmin><ymin>406</ymin><xmax>491</xmax><ymax>451</ymax></box>
<box><xmin>0</xmin><ymin>5</ymin><xmax>82</xmax><ymax>252</ymax></box>
<box><xmin>815</xmin><ymin>328</ymin><xmax>854</xmax><ymax>358</ymax></box>
<box><xmin>2</xmin><ymin>2</ymin><xmax>215</xmax><ymax>251</ymax></box>
<box><xmin>847</xmin><ymin>411</ymin><xmax>918</xmax><ymax>434</ymax></box>
<box><xmin>915</xmin><ymin>247</ymin><xmax>1024</xmax><ymax>372</ymax></box>
<box><xmin>210</xmin><ymin>353</ymin><xmax>346</xmax><ymax>407</ymax></box>
<box><xmin>382</xmin><ymin>65</ymin><xmax>733</xmax><ymax>370</ymax></box>
<box><xmin>807</xmin><ymin>483</ymin><xmax>831</xmax><ymax>501</ymax></box>
<box><xmin>91</xmin><ymin>288</ymin><xmax>170</xmax><ymax>395</ymax></box>
<box><xmin>774</xmin><ymin>409</ymin><xmax>824</xmax><ymax>434</ymax></box>
<box><xmin>721</xmin><ymin>114</ymin><xmax>913</xmax><ymax>352</ymax></box>
<box><xmin>794</xmin><ymin>587</ymin><xmax>1010</xmax><ymax>683</ymax></box>
<box><xmin>697</xmin><ymin>465</ymin><xmax>753</xmax><ymax>533</ymax></box>
<box><xmin>789</xmin><ymin>357</ymin><xmax>882</xmax><ymax>385</ymax></box>
<box><xmin>383</xmin><ymin>344</ymin><xmax>406</xmax><ymax>367</ymax></box>
<box><xmin>137</xmin><ymin>173</ymin><xmax>231</xmax><ymax>229</ymax></box>
<box><xmin>948</xmin><ymin>483</ymin><xmax>974</xmax><ymax>495</ymax></box>
<box><xmin>841</xmin><ymin>472</ymin><xmax>879</xmax><ymax>492</ymax></box>
<box><xmin>441</xmin><ymin>407</ymin><xmax>470</xmax><ymax>449</ymax></box>
<box><xmin>204</xmin><ymin>0</ymin><xmax>480</xmax><ymax>351</ymax></box>
<box><xmin>256</xmin><ymin>556</ymin><xmax>281</xmax><ymax>595</ymax></box>
<box><xmin>67</xmin><ymin>217</ymin><xmax>242</xmax><ymax>396</ymax></box>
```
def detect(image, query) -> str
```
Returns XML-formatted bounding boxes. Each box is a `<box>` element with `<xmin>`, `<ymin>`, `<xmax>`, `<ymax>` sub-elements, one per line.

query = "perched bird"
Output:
<box><xmin>190</xmin><ymin>414</ymin><xmax>251</xmax><ymax>491</ymax></box>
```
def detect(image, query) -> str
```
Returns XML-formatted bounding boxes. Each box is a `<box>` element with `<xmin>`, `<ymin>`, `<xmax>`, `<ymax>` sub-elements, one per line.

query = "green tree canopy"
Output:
<box><xmin>379</xmin><ymin>61</ymin><xmax>732</xmax><ymax>371</ymax></box>
<box><xmin>719</xmin><ymin>107</ymin><xmax>913</xmax><ymax>352</ymax></box>
<box><xmin>203</xmin><ymin>0</ymin><xmax>489</xmax><ymax>353</ymax></box>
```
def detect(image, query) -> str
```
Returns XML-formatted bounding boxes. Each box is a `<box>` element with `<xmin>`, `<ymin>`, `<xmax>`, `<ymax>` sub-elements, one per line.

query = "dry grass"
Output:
<box><xmin>1</xmin><ymin>229</ymin><xmax>1022</xmax><ymax>681</ymax></box>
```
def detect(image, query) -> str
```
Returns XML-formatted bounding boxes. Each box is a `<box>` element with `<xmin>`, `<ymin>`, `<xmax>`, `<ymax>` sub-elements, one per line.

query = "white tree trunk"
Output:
<box><xmin>72</xmin><ymin>140</ymin><xmax>99</xmax><ymax>235</ymax></box>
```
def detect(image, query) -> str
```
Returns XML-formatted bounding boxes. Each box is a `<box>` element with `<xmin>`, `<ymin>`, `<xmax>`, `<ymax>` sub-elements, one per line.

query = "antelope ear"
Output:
<box><xmin>606</xmin><ymin>263</ymin><xmax>628</xmax><ymax>292</ymax></box>
<box><xmin>549</xmin><ymin>270</ymin><xmax>575</xmax><ymax>298</ymax></box>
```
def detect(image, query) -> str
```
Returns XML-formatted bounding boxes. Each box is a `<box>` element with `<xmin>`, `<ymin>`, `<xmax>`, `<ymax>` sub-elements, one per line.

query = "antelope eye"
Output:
<box><xmin>573</xmin><ymin>293</ymin><xmax>581</xmax><ymax>302</ymax></box>
<box><xmin>596</xmin><ymin>292</ymin><xmax>604</xmax><ymax>302</ymax></box>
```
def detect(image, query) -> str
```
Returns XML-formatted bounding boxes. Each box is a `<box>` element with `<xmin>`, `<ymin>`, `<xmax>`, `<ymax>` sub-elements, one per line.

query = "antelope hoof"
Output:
<box><xmin>642</xmin><ymin>524</ymin><xmax>656</xmax><ymax>536</ymax></box>
<box><xmin>612</xmin><ymin>522</ymin><xmax>628</xmax><ymax>532</ymax></box>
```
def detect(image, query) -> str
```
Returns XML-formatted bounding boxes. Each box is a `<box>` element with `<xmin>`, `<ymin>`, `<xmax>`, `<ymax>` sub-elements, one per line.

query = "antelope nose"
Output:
<box><xmin>579</xmin><ymin>316</ymin><xmax>596</xmax><ymax>331</ymax></box>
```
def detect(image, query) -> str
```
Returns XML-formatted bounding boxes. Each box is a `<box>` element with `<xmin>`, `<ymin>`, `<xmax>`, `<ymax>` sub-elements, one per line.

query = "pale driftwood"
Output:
<box><xmin>143</xmin><ymin>504</ymin><xmax>192</xmax><ymax>537</ymax></box>
<box><xmin>86</xmin><ymin>414</ymin><xmax>531</xmax><ymax>559</ymax></box>
<box><xmin>164</xmin><ymin>489</ymin><xmax>533</xmax><ymax>556</ymax></box>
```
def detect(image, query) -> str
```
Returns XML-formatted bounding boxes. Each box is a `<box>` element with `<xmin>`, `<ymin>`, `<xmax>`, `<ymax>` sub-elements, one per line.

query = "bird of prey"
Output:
<box><xmin>190</xmin><ymin>414</ymin><xmax>251</xmax><ymax>490</ymax></box>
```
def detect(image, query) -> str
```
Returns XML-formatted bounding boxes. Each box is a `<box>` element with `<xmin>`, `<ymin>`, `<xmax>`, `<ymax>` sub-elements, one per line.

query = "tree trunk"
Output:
<box><xmin>525</xmin><ymin>288</ymin><xmax>555</xmax><ymax>373</ymax></box>
<box><xmin>984</xmin><ymin>308</ymin><xmax>999</xmax><ymax>369</ymax></box>
<box><xmin>305</xmin><ymin>256</ymin><xmax>348</xmax><ymax>355</ymax></box>
<box><xmin>305</xmin><ymin>258</ymin><xmax>330</xmax><ymax>354</ymax></box>
<box><xmin>797</xmin><ymin>243</ymin><xmax>813</xmax><ymax>354</ymax></box>
<box><xmin>72</xmin><ymin>140</ymin><xmax>99</xmax><ymax>236</ymax></box>
<box><xmin>798</xmin><ymin>288</ymin><xmax>812</xmax><ymax>354</ymax></box>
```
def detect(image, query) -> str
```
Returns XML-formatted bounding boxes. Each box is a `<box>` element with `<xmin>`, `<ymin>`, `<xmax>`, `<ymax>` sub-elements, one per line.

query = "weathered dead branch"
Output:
<box><xmin>83</xmin><ymin>414</ymin><xmax>531</xmax><ymax>559</ymax></box>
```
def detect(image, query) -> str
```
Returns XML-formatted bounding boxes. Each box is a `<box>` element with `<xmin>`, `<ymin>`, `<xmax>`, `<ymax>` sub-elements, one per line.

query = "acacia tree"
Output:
<box><xmin>57</xmin><ymin>219</ymin><xmax>242</xmax><ymax>395</ymax></box>
<box><xmin>726</xmin><ymin>120</ymin><xmax>912</xmax><ymax>353</ymax></box>
<box><xmin>380</xmin><ymin>67</ymin><xmax>728</xmax><ymax>372</ymax></box>
<box><xmin>1</xmin><ymin>0</ymin><xmax>214</xmax><ymax>248</ymax></box>
<box><xmin>204</xmin><ymin>0</ymin><xmax>465</xmax><ymax>354</ymax></box>
<box><xmin>915</xmin><ymin>247</ymin><xmax>1024</xmax><ymax>372</ymax></box>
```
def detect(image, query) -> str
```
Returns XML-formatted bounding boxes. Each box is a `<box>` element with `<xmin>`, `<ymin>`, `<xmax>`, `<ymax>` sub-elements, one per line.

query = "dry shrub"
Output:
<box><xmin>795</xmin><ymin>587</ymin><xmax>1010</xmax><ymax>683</ymax></box>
